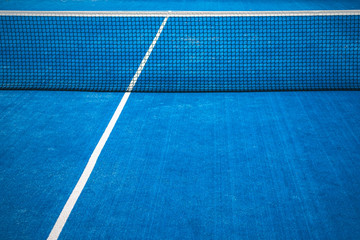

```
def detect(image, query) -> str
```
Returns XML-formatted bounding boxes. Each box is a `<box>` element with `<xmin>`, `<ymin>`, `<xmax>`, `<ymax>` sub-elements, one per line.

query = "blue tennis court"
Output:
<box><xmin>1</xmin><ymin>1</ymin><xmax>360</xmax><ymax>239</ymax></box>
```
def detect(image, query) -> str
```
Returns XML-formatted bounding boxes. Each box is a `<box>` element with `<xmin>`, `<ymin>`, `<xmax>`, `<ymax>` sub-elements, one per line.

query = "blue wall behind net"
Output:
<box><xmin>1</xmin><ymin>0</ymin><xmax>360</xmax><ymax>11</ymax></box>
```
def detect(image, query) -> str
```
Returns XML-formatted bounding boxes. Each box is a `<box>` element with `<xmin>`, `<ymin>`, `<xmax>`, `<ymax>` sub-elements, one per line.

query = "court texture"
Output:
<box><xmin>0</xmin><ymin>0</ymin><xmax>360</xmax><ymax>239</ymax></box>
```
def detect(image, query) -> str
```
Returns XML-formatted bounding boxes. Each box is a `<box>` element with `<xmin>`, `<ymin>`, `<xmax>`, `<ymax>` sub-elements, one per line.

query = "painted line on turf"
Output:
<box><xmin>47</xmin><ymin>16</ymin><xmax>168</xmax><ymax>240</ymax></box>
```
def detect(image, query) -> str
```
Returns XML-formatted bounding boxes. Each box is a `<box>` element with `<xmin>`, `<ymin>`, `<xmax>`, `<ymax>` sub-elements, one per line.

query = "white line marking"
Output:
<box><xmin>0</xmin><ymin>10</ymin><xmax>359</xmax><ymax>17</ymax></box>
<box><xmin>127</xmin><ymin>16</ymin><xmax>168</xmax><ymax>92</ymax></box>
<box><xmin>47</xmin><ymin>16</ymin><xmax>168</xmax><ymax>240</ymax></box>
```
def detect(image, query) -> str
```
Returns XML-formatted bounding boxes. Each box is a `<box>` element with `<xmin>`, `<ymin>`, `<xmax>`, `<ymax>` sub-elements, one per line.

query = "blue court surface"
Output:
<box><xmin>1</xmin><ymin>1</ymin><xmax>360</xmax><ymax>240</ymax></box>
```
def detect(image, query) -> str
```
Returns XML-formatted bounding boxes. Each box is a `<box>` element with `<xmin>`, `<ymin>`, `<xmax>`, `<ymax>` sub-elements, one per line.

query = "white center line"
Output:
<box><xmin>47</xmin><ymin>16</ymin><xmax>168</xmax><ymax>240</ymax></box>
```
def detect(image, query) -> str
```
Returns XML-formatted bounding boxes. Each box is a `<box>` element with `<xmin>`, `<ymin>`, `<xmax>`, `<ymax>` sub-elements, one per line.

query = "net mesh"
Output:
<box><xmin>1</xmin><ymin>13</ymin><xmax>359</xmax><ymax>92</ymax></box>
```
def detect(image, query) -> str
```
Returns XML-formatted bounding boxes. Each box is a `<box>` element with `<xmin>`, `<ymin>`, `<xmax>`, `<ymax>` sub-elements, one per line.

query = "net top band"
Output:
<box><xmin>1</xmin><ymin>10</ymin><xmax>360</xmax><ymax>17</ymax></box>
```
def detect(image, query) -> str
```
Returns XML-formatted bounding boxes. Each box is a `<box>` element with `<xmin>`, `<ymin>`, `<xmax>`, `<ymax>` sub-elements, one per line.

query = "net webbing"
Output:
<box><xmin>1</xmin><ymin>11</ymin><xmax>359</xmax><ymax>92</ymax></box>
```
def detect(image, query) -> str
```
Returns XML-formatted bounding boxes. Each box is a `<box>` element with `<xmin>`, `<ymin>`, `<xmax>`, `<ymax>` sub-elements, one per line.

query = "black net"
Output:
<box><xmin>1</xmin><ymin>13</ymin><xmax>359</xmax><ymax>92</ymax></box>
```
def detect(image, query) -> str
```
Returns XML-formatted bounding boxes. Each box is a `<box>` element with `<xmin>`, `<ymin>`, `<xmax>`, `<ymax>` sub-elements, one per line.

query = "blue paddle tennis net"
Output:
<box><xmin>1</xmin><ymin>11</ymin><xmax>359</xmax><ymax>92</ymax></box>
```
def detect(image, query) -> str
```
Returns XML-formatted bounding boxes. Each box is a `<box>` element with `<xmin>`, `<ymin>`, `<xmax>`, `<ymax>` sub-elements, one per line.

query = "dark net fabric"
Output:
<box><xmin>1</xmin><ymin>15</ymin><xmax>359</xmax><ymax>92</ymax></box>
